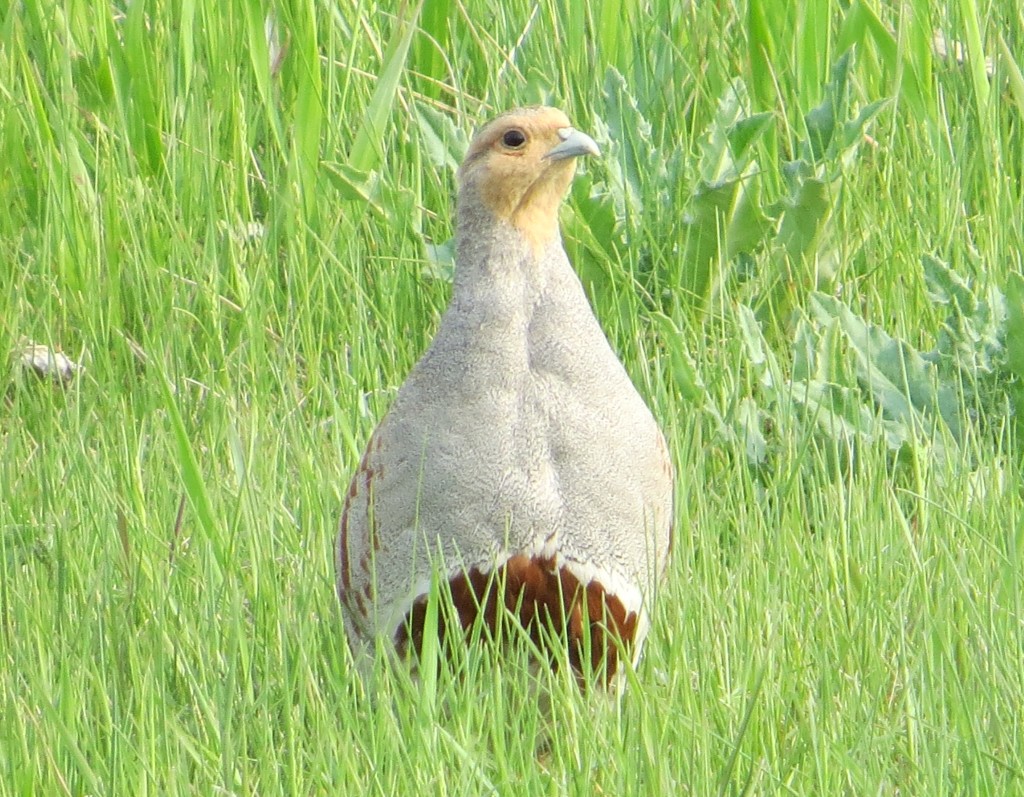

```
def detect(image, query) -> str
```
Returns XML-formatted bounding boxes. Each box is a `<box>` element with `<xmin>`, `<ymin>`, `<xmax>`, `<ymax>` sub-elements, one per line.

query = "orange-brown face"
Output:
<box><xmin>457</xmin><ymin>107</ymin><xmax>600</xmax><ymax>251</ymax></box>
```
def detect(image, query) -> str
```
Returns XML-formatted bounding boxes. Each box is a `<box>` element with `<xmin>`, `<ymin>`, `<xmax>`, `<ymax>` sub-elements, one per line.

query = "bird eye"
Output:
<box><xmin>502</xmin><ymin>129</ymin><xmax>527</xmax><ymax>149</ymax></box>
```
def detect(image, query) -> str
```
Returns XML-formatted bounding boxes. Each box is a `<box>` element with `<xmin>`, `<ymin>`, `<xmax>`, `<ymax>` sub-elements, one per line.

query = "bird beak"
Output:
<box><xmin>545</xmin><ymin>127</ymin><xmax>601</xmax><ymax>161</ymax></box>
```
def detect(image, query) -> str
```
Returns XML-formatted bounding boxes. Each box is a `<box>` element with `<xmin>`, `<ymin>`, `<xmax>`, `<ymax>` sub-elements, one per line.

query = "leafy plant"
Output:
<box><xmin>579</xmin><ymin>49</ymin><xmax>889</xmax><ymax>327</ymax></box>
<box><xmin>712</xmin><ymin>254</ymin><xmax>1023</xmax><ymax>480</ymax></box>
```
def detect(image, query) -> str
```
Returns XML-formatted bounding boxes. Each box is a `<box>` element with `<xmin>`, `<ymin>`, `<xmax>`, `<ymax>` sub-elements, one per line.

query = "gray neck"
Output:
<box><xmin>424</xmin><ymin>201</ymin><xmax>608</xmax><ymax>387</ymax></box>
<box><xmin>453</xmin><ymin>205</ymin><xmax>565</xmax><ymax>302</ymax></box>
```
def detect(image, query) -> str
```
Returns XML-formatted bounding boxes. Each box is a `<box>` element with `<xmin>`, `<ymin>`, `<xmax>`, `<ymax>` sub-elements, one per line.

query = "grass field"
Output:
<box><xmin>3</xmin><ymin>0</ymin><xmax>1024</xmax><ymax>793</ymax></box>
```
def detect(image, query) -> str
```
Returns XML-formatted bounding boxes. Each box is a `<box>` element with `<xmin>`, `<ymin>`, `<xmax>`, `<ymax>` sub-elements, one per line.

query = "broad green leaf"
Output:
<box><xmin>679</xmin><ymin>180</ymin><xmax>738</xmax><ymax>303</ymax></box>
<box><xmin>412</xmin><ymin>0</ymin><xmax>452</xmax><ymax>97</ymax></box>
<box><xmin>796</xmin><ymin>0</ymin><xmax>830</xmax><ymax>101</ymax></box>
<box><xmin>791</xmin><ymin>378</ymin><xmax>879</xmax><ymax>444</ymax></box>
<box><xmin>736</xmin><ymin>397</ymin><xmax>768</xmax><ymax>466</ymax></box>
<box><xmin>997</xmin><ymin>32</ymin><xmax>1024</xmax><ymax>116</ymax></box>
<box><xmin>923</xmin><ymin>254</ymin><xmax>975</xmax><ymax>312</ymax></box>
<box><xmin>746</xmin><ymin>0</ymin><xmax>776</xmax><ymax>110</ymax></box>
<box><xmin>177</xmin><ymin>0</ymin><xmax>196</xmax><ymax>92</ymax></box>
<box><xmin>598</xmin><ymin>0</ymin><xmax>627</xmax><ymax>68</ymax></box>
<box><xmin>1004</xmin><ymin>273</ymin><xmax>1024</xmax><ymax>381</ymax></box>
<box><xmin>348</xmin><ymin>2</ymin><xmax>423</xmax><ymax>174</ymax></box>
<box><xmin>839</xmin><ymin>0</ymin><xmax>929</xmax><ymax>118</ymax></box>
<box><xmin>572</xmin><ymin>169</ymin><xmax>622</xmax><ymax>269</ymax></box>
<box><xmin>804</xmin><ymin>50</ymin><xmax>852</xmax><ymax>162</ymax></box>
<box><xmin>736</xmin><ymin>303</ymin><xmax>781</xmax><ymax>390</ymax></box>
<box><xmin>321</xmin><ymin>161</ymin><xmax>384</xmax><ymax>215</ymax></box>
<box><xmin>836</xmin><ymin>0</ymin><xmax>869</xmax><ymax>53</ymax></box>
<box><xmin>698</xmin><ymin>81</ymin><xmax>756</xmax><ymax>184</ymax></box>
<box><xmin>291</xmin><ymin>8</ymin><xmax>324</xmax><ymax>222</ymax></box>
<box><xmin>651</xmin><ymin>313</ymin><xmax>705</xmax><ymax>403</ymax></box>
<box><xmin>243</xmin><ymin>0</ymin><xmax>284</xmax><ymax>155</ymax></box>
<box><xmin>791</xmin><ymin>317</ymin><xmax>818</xmax><ymax>383</ymax></box>
<box><xmin>958</xmin><ymin>0</ymin><xmax>990</xmax><ymax>109</ymax></box>
<box><xmin>422</xmin><ymin>240</ymin><xmax>455</xmax><ymax>283</ymax></box>
<box><xmin>925</xmin><ymin>256</ymin><xmax>1006</xmax><ymax>384</ymax></box>
<box><xmin>776</xmin><ymin>174</ymin><xmax>830</xmax><ymax>261</ymax></box>
<box><xmin>601</xmin><ymin>68</ymin><xmax>658</xmax><ymax>222</ymax></box>
<box><xmin>725</xmin><ymin>175</ymin><xmax>771</xmax><ymax>258</ymax></box>
<box><xmin>674</xmin><ymin>80</ymin><xmax>775</xmax><ymax>307</ymax></box>
<box><xmin>727</xmin><ymin>112</ymin><xmax>774</xmax><ymax>169</ymax></box>
<box><xmin>838</xmin><ymin>98</ymin><xmax>890</xmax><ymax>157</ymax></box>
<box><xmin>415</xmin><ymin>104</ymin><xmax>469</xmax><ymax>172</ymax></box>
<box><xmin>810</xmin><ymin>293</ymin><xmax>963</xmax><ymax>442</ymax></box>
<box><xmin>804</xmin><ymin>99</ymin><xmax>837</xmax><ymax>164</ymax></box>
<box><xmin>792</xmin><ymin>314</ymin><xmax>846</xmax><ymax>386</ymax></box>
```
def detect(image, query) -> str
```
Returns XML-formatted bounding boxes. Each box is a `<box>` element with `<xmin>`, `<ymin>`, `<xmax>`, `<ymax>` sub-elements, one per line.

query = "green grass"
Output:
<box><xmin>2</xmin><ymin>0</ymin><xmax>1023</xmax><ymax>793</ymax></box>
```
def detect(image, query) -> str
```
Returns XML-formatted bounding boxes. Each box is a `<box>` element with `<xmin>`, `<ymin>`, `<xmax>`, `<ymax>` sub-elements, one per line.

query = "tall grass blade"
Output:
<box><xmin>347</xmin><ymin>1</ymin><xmax>424</xmax><ymax>174</ymax></box>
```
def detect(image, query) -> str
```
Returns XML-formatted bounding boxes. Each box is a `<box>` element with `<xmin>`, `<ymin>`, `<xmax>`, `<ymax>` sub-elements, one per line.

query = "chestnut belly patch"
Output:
<box><xmin>393</xmin><ymin>554</ymin><xmax>639</xmax><ymax>680</ymax></box>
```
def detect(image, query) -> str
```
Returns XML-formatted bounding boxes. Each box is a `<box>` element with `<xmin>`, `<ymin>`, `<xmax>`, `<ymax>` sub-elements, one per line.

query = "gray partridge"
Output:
<box><xmin>338</xmin><ymin>107</ymin><xmax>674</xmax><ymax>680</ymax></box>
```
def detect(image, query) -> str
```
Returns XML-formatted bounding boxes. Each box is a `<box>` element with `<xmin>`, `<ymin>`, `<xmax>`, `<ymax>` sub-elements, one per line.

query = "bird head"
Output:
<box><xmin>456</xmin><ymin>107</ymin><xmax>600</xmax><ymax>252</ymax></box>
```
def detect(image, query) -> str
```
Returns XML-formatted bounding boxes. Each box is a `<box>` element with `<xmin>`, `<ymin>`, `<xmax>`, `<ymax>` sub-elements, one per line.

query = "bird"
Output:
<box><xmin>337</xmin><ymin>106</ymin><xmax>674</xmax><ymax>682</ymax></box>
